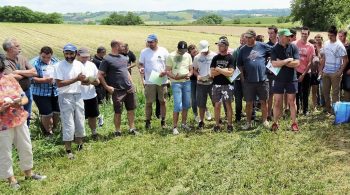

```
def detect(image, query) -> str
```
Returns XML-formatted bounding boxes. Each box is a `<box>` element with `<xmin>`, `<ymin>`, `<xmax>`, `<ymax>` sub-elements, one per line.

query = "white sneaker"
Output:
<box><xmin>205</xmin><ymin>111</ymin><xmax>212</xmax><ymax>121</ymax></box>
<box><xmin>67</xmin><ymin>153</ymin><xmax>74</xmax><ymax>160</ymax></box>
<box><xmin>263</xmin><ymin>121</ymin><xmax>270</xmax><ymax>128</ymax></box>
<box><xmin>173</xmin><ymin>128</ymin><xmax>179</xmax><ymax>135</ymax></box>
<box><xmin>241</xmin><ymin>122</ymin><xmax>253</xmax><ymax>130</ymax></box>
<box><xmin>181</xmin><ymin>124</ymin><xmax>191</xmax><ymax>131</ymax></box>
<box><xmin>195</xmin><ymin>116</ymin><xmax>200</xmax><ymax>122</ymax></box>
<box><xmin>98</xmin><ymin>115</ymin><xmax>104</xmax><ymax>127</ymax></box>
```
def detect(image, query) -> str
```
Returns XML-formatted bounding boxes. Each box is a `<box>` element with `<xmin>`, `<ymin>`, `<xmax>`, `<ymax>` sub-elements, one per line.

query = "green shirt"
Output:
<box><xmin>166</xmin><ymin>51</ymin><xmax>192</xmax><ymax>82</ymax></box>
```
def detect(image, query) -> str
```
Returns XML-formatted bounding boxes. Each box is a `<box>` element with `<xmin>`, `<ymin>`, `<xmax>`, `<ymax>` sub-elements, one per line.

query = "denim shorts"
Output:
<box><xmin>171</xmin><ymin>81</ymin><xmax>191</xmax><ymax>112</ymax></box>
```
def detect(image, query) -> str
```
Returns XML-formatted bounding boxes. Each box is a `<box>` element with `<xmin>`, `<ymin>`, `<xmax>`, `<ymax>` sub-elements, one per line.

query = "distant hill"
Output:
<box><xmin>63</xmin><ymin>9</ymin><xmax>291</xmax><ymax>24</ymax></box>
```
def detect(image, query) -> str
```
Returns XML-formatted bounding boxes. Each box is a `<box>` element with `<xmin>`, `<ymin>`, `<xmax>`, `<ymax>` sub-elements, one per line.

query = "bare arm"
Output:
<box><xmin>33</xmin><ymin>77</ymin><xmax>53</xmax><ymax>84</ymax></box>
<box><xmin>210</xmin><ymin>68</ymin><xmax>220</xmax><ymax>77</ymax></box>
<box><xmin>215</xmin><ymin>67</ymin><xmax>234</xmax><ymax>77</ymax></box>
<box><xmin>98</xmin><ymin>71</ymin><xmax>114</xmax><ymax>94</ymax></box>
<box><xmin>56</xmin><ymin>73</ymin><xmax>85</xmax><ymax>88</ymax></box>
<box><xmin>14</xmin><ymin>67</ymin><xmax>37</xmax><ymax>77</ymax></box>
<box><xmin>285</xmin><ymin>59</ymin><xmax>300</xmax><ymax>68</ymax></box>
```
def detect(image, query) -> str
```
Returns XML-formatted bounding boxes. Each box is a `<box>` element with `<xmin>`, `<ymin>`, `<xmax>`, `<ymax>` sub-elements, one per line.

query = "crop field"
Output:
<box><xmin>0</xmin><ymin>23</ymin><xmax>349</xmax><ymax>194</ymax></box>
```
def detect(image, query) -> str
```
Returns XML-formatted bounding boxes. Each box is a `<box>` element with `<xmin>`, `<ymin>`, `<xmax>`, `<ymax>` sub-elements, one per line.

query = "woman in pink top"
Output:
<box><xmin>0</xmin><ymin>54</ymin><xmax>46</xmax><ymax>190</ymax></box>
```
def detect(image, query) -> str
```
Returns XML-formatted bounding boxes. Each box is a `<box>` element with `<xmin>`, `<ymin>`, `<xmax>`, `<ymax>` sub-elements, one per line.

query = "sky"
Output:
<box><xmin>0</xmin><ymin>0</ymin><xmax>291</xmax><ymax>13</ymax></box>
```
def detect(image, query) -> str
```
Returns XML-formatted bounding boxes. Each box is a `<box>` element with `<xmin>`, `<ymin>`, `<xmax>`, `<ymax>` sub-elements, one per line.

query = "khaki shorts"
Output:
<box><xmin>144</xmin><ymin>84</ymin><xmax>167</xmax><ymax>104</ymax></box>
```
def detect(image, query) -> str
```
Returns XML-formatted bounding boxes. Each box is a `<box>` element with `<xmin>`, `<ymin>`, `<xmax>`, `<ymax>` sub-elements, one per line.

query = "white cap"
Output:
<box><xmin>198</xmin><ymin>40</ymin><xmax>209</xmax><ymax>53</ymax></box>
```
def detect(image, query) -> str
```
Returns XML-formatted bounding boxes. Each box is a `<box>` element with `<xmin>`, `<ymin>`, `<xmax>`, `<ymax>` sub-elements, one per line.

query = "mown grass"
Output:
<box><xmin>0</xmin><ymin>23</ymin><xmax>349</xmax><ymax>194</ymax></box>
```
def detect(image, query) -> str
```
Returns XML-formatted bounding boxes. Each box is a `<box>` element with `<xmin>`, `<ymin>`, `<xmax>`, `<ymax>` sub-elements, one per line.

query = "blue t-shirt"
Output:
<box><xmin>237</xmin><ymin>42</ymin><xmax>272</xmax><ymax>83</ymax></box>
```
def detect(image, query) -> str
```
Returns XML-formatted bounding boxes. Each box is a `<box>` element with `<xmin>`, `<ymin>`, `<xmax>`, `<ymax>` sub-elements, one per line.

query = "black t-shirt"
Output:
<box><xmin>99</xmin><ymin>54</ymin><xmax>132</xmax><ymax>90</ymax></box>
<box><xmin>210</xmin><ymin>53</ymin><xmax>234</xmax><ymax>85</ymax></box>
<box><xmin>271</xmin><ymin>43</ymin><xmax>300</xmax><ymax>82</ymax></box>
<box><xmin>92</xmin><ymin>55</ymin><xmax>103</xmax><ymax>69</ymax></box>
<box><xmin>344</xmin><ymin>44</ymin><xmax>350</xmax><ymax>73</ymax></box>
<box><xmin>190</xmin><ymin>55</ymin><xmax>197</xmax><ymax>81</ymax></box>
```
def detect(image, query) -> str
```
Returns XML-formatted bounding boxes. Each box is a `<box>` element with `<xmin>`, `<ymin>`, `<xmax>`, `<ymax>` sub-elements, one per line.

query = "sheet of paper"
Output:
<box><xmin>266</xmin><ymin>61</ymin><xmax>281</xmax><ymax>76</ymax></box>
<box><xmin>149</xmin><ymin>70</ymin><xmax>165</xmax><ymax>86</ymax></box>
<box><xmin>227</xmin><ymin>68</ymin><xmax>241</xmax><ymax>82</ymax></box>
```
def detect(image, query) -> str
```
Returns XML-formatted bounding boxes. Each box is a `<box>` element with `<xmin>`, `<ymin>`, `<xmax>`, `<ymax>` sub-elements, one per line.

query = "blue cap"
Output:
<box><xmin>147</xmin><ymin>34</ymin><xmax>158</xmax><ymax>42</ymax></box>
<box><xmin>63</xmin><ymin>43</ymin><xmax>77</xmax><ymax>52</ymax></box>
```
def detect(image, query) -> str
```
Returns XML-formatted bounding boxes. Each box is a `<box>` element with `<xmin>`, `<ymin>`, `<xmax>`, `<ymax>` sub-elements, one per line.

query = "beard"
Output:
<box><xmin>65</xmin><ymin>55</ymin><xmax>76</xmax><ymax>63</ymax></box>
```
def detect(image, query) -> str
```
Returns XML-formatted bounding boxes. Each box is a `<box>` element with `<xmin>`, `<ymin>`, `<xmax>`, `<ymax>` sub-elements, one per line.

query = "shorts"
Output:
<box><xmin>112</xmin><ymin>87</ymin><xmax>137</xmax><ymax>114</ymax></box>
<box><xmin>171</xmin><ymin>81</ymin><xmax>191</xmax><ymax>112</ymax></box>
<box><xmin>243</xmin><ymin>81</ymin><xmax>269</xmax><ymax>102</ymax></box>
<box><xmin>196</xmin><ymin>84</ymin><xmax>213</xmax><ymax>108</ymax></box>
<box><xmin>212</xmin><ymin>84</ymin><xmax>234</xmax><ymax>103</ymax></box>
<box><xmin>84</xmin><ymin>97</ymin><xmax>100</xmax><ymax>118</ymax></box>
<box><xmin>33</xmin><ymin>95</ymin><xmax>60</xmax><ymax>116</ymax></box>
<box><xmin>58</xmin><ymin>93</ymin><xmax>85</xmax><ymax>142</ymax></box>
<box><xmin>144</xmin><ymin>84</ymin><xmax>167</xmax><ymax>104</ymax></box>
<box><xmin>310</xmin><ymin>73</ymin><xmax>320</xmax><ymax>85</ymax></box>
<box><xmin>272</xmin><ymin>80</ymin><xmax>298</xmax><ymax>94</ymax></box>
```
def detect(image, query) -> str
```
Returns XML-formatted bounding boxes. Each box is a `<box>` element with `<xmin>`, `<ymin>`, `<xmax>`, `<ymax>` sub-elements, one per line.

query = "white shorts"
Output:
<box><xmin>58</xmin><ymin>93</ymin><xmax>86</xmax><ymax>142</ymax></box>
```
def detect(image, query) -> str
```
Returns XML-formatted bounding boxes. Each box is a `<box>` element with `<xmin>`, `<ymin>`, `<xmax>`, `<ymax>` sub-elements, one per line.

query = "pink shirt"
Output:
<box><xmin>296</xmin><ymin>40</ymin><xmax>315</xmax><ymax>73</ymax></box>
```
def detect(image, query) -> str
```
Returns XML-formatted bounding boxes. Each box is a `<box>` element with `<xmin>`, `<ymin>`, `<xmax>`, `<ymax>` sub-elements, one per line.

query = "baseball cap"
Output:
<box><xmin>245</xmin><ymin>29</ymin><xmax>257</xmax><ymax>38</ymax></box>
<box><xmin>215</xmin><ymin>36</ymin><xmax>229</xmax><ymax>46</ymax></box>
<box><xmin>278</xmin><ymin>29</ymin><xmax>293</xmax><ymax>37</ymax></box>
<box><xmin>63</xmin><ymin>43</ymin><xmax>77</xmax><ymax>52</ymax></box>
<box><xmin>78</xmin><ymin>47</ymin><xmax>90</xmax><ymax>57</ymax></box>
<box><xmin>198</xmin><ymin>40</ymin><xmax>209</xmax><ymax>52</ymax></box>
<box><xmin>177</xmin><ymin>41</ymin><xmax>188</xmax><ymax>51</ymax></box>
<box><xmin>147</xmin><ymin>34</ymin><xmax>158</xmax><ymax>42</ymax></box>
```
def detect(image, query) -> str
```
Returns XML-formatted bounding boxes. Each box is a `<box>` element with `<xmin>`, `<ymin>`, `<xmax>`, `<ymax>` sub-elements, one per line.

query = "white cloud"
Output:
<box><xmin>0</xmin><ymin>0</ymin><xmax>290</xmax><ymax>13</ymax></box>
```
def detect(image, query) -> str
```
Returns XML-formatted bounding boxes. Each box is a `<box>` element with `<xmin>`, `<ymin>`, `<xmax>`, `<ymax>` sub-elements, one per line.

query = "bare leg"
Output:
<box><xmin>245</xmin><ymin>101</ymin><xmax>253</xmax><ymax>123</ymax></box>
<box><xmin>224</xmin><ymin>101</ymin><xmax>233</xmax><ymax>126</ymax></box>
<box><xmin>41</xmin><ymin>115</ymin><xmax>53</xmax><ymax>133</ymax></box>
<box><xmin>181</xmin><ymin>109</ymin><xmax>188</xmax><ymax>125</ymax></box>
<box><xmin>288</xmin><ymin>94</ymin><xmax>297</xmax><ymax>124</ymax></box>
<box><xmin>114</xmin><ymin>113</ymin><xmax>121</xmax><ymax>131</ymax></box>
<box><xmin>88</xmin><ymin>117</ymin><xmax>97</xmax><ymax>134</ymax></box>
<box><xmin>199</xmin><ymin>107</ymin><xmax>205</xmax><ymax>122</ymax></box>
<box><xmin>173</xmin><ymin>112</ymin><xmax>179</xmax><ymax>128</ymax></box>
<box><xmin>273</xmin><ymin>94</ymin><xmax>283</xmax><ymax>123</ymax></box>
<box><xmin>214</xmin><ymin>102</ymin><xmax>221</xmax><ymax>126</ymax></box>
<box><xmin>127</xmin><ymin>110</ymin><xmax>135</xmax><ymax>129</ymax></box>
<box><xmin>260</xmin><ymin>100</ymin><xmax>268</xmax><ymax>122</ymax></box>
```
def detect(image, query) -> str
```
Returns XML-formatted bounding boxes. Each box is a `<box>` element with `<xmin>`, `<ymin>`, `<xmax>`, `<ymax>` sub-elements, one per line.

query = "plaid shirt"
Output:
<box><xmin>31</xmin><ymin>56</ymin><xmax>59</xmax><ymax>97</ymax></box>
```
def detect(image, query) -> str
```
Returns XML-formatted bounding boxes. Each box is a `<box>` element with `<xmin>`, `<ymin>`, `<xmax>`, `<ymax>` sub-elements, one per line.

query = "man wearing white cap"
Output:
<box><xmin>193</xmin><ymin>40</ymin><xmax>216</xmax><ymax>129</ymax></box>
<box><xmin>77</xmin><ymin>47</ymin><xmax>100</xmax><ymax>139</ymax></box>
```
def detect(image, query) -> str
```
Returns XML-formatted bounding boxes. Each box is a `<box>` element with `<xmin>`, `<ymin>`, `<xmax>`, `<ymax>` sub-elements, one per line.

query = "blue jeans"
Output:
<box><xmin>172</xmin><ymin>81</ymin><xmax>191</xmax><ymax>113</ymax></box>
<box><xmin>191</xmin><ymin>80</ymin><xmax>198</xmax><ymax>116</ymax></box>
<box><xmin>24</xmin><ymin>88</ymin><xmax>33</xmax><ymax>126</ymax></box>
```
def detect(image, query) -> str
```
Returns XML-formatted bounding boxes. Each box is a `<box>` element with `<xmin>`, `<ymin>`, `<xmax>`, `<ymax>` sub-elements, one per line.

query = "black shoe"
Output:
<box><xmin>145</xmin><ymin>120</ymin><xmax>151</xmax><ymax>129</ymax></box>
<box><xmin>213</xmin><ymin>125</ymin><xmax>220</xmax><ymax>132</ymax></box>
<box><xmin>115</xmin><ymin>131</ymin><xmax>122</xmax><ymax>137</ymax></box>
<box><xmin>129</xmin><ymin>128</ymin><xmax>139</xmax><ymax>136</ymax></box>
<box><xmin>227</xmin><ymin>125</ymin><xmax>234</xmax><ymax>133</ymax></box>
<box><xmin>77</xmin><ymin>144</ymin><xmax>83</xmax><ymax>151</ymax></box>
<box><xmin>198</xmin><ymin>121</ymin><xmax>204</xmax><ymax>129</ymax></box>
<box><xmin>161</xmin><ymin>120</ymin><xmax>166</xmax><ymax>129</ymax></box>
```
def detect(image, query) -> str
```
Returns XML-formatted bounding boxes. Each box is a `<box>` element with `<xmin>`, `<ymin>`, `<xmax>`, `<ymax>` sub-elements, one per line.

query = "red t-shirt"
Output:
<box><xmin>296</xmin><ymin>40</ymin><xmax>315</xmax><ymax>74</ymax></box>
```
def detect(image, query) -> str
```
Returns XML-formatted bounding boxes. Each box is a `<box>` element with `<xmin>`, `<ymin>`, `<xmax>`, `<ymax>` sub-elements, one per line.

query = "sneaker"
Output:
<box><xmin>25</xmin><ymin>174</ymin><xmax>47</xmax><ymax>181</ymax></box>
<box><xmin>181</xmin><ymin>124</ymin><xmax>191</xmax><ymax>131</ymax></box>
<box><xmin>263</xmin><ymin>121</ymin><xmax>270</xmax><ymax>128</ymax></box>
<box><xmin>267</xmin><ymin>116</ymin><xmax>272</xmax><ymax>121</ymax></box>
<box><xmin>9</xmin><ymin>181</ymin><xmax>20</xmax><ymax>190</ymax></box>
<box><xmin>241</xmin><ymin>122</ymin><xmax>253</xmax><ymax>130</ymax></box>
<box><xmin>129</xmin><ymin>128</ymin><xmax>139</xmax><ymax>136</ymax></box>
<box><xmin>77</xmin><ymin>144</ymin><xmax>83</xmax><ymax>151</ymax></box>
<box><xmin>173</xmin><ymin>128</ymin><xmax>179</xmax><ymax>135</ymax></box>
<box><xmin>91</xmin><ymin>133</ymin><xmax>99</xmax><ymax>140</ymax></box>
<box><xmin>198</xmin><ymin>121</ymin><xmax>204</xmax><ymax>129</ymax></box>
<box><xmin>98</xmin><ymin>115</ymin><xmax>104</xmax><ymax>127</ymax></box>
<box><xmin>145</xmin><ymin>120</ymin><xmax>151</xmax><ymax>129</ymax></box>
<box><xmin>67</xmin><ymin>152</ymin><xmax>74</xmax><ymax>160</ymax></box>
<box><xmin>161</xmin><ymin>120</ymin><xmax>166</xmax><ymax>129</ymax></box>
<box><xmin>213</xmin><ymin>125</ymin><xmax>220</xmax><ymax>132</ymax></box>
<box><xmin>115</xmin><ymin>131</ymin><xmax>122</xmax><ymax>137</ymax></box>
<box><xmin>271</xmin><ymin>123</ymin><xmax>278</xmax><ymax>132</ymax></box>
<box><xmin>291</xmin><ymin>123</ymin><xmax>299</xmax><ymax>132</ymax></box>
<box><xmin>227</xmin><ymin>125</ymin><xmax>234</xmax><ymax>133</ymax></box>
<box><xmin>205</xmin><ymin>111</ymin><xmax>212</xmax><ymax>121</ymax></box>
<box><xmin>195</xmin><ymin>116</ymin><xmax>200</xmax><ymax>123</ymax></box>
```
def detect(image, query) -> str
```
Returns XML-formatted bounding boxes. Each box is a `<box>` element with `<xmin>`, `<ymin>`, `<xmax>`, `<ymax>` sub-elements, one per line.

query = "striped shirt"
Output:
<box><xmin>31</xmin><ymin>56</ymin><xmax>59</xmax><ymax>97</ymax></box>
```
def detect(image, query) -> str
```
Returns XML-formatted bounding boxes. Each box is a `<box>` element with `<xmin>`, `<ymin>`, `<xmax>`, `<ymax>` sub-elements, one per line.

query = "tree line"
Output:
<box><xmin>0</xmin><ymin>6</ymin><xmax>63</xmax><ymax>24</ymax></box>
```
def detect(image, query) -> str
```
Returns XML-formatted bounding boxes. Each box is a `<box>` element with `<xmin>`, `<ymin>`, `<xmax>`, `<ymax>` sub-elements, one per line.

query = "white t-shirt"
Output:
<box><xmin>80</xmin><ymin>61</ymin><xmax>98</xmax><ymax>100</ymax></box>
<box><xmin>139</xmin><ymin>47</ymin><xmax>169</xmax><ymax>85</ymax></box>
<box><xmin>323</xmin><ymin>40</ymin><xmax>347</xmax><ymax>74</ymax></box>
<box><xmin>54</xmin><ymin>60</ymin><xmax>84</xmax><ymax>94</ymax></box>
<box><xmin>193</xmin><ymin>51</ymin><xmax>216</xmax><ymax>85</ymax></box>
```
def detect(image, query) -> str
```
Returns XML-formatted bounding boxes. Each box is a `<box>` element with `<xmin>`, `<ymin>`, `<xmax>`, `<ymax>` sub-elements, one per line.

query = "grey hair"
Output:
<box><xmin>2</xmin><ymin>38</ymin><xmax>16</xmax><ymax>52</ymax></box>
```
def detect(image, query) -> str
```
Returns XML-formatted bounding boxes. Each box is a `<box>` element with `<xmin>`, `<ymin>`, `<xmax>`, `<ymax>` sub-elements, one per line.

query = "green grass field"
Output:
<box><xmin>0</xmin><ymin>23</ymin><xmax>350</xmax><ymax>194</ymax></box>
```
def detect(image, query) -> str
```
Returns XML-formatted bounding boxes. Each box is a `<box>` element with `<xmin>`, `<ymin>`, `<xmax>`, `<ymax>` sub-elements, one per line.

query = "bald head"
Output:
<box><xmin>110</xmin><ymin>40</ymin><xmax>125</xmax><ymax>54</ymax></box>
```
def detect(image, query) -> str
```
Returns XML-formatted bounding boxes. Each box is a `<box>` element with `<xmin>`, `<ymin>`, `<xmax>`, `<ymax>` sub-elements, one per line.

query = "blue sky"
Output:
<box><xmin>1</xmin><ymin>0</ymin><xmax>291</xmax><ymax>13</ymax></box>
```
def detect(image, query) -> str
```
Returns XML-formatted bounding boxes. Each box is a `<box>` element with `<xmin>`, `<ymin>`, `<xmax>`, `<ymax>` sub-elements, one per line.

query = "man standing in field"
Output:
<box><xmin>77</xmin><ymin>47</ymin><xmax>101</xmax><ymax>139</ymax></box>
<box><xmin>210</xmin><ymin>37</ymin><xmax>234</xmax><ymax>133</ymax></box>
<box><xmin>193</xmin><ymin>40</ymin><xmax>216</xmax><ymax>128</ymax></box>
<box><xmin>320</xmin><ymin>26</ymin><xmax>348</xmax><ymax>114</ymax></box>
<box><xmin>92</xmin><ymin>46</ymin><xmax>106</xmax><ymax>126</ymax></box>
<box><xmin>55</xmin><ymin>43</ymin><xmax>86</xmax><ymax>159</ymax></box>
<box><xmin>3</xmin><ymin>38</ymin><xmax>37</xmax><ymax>127</ymax></box>
<box><xmin>271</xmin><ymin>29</ymin><xmax>300</xmax><ymax>132</ymax></box>
<box><xmin>99</xmin><ymin>40</ymin><xmax>138</xmax><ymax>137</ymax></box>
<box><xmin>166</xmin><ymin>41</ymin><xmax>193</xmax><ymax>135</ymax></box>
<box><xmin>338</xmin><ymin>30</ymin><xmax>350</xmax><ymax>101</ymax></box>
<box><xmin>238</xmin><ymin>29</ymin><xmax>272</xmax><ymax>130</ymax></box>
<box><xmin>139</xmin><ymin>34</ymin><xmax>169</xmax><ymax>129</ymax></box>
<box><xmin>295</xmin><ymin>26</ymin><xmax>315</xmax><ymax>115</ymax></box>
<box><xmin>122</xmin><ymin>43</ymin><xmax>137</xmax><ymax>75</ymax></box>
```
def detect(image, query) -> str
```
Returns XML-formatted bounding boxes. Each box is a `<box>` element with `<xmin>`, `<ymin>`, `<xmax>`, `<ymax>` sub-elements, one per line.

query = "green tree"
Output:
<box><xmin>101</xmin><ymin>12</ymin><xmax>144</xmax><ymax>25</ymax></box>
<box><xmin>195</xmin><ymin>14</ymin><xmax>223</xmax><ymax>25</ymax></box>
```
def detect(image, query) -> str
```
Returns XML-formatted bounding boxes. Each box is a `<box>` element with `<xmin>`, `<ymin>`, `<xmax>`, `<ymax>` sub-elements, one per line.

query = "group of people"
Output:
<box><xmin>0</xmin><ymin>25</ymin><xmax>349</xmax><ymax>189</ymax></box>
